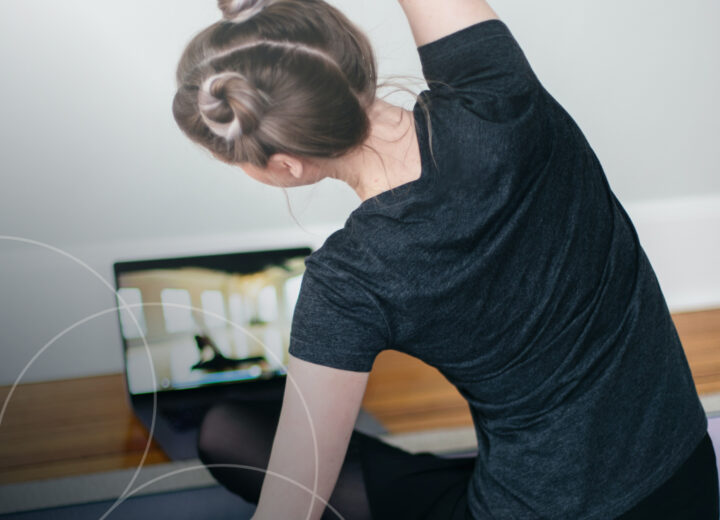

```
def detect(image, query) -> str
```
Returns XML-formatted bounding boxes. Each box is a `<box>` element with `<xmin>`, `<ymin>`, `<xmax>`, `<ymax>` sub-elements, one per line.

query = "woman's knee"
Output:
<box><xmin>196</xmin><ymin>399</ymin><xmax>283</xmax><ymax>503</ymax></box>
<box><xmin>197</xmin><ymin>399</ymin><xmax>281</xmax><ymax>462</ymax></box>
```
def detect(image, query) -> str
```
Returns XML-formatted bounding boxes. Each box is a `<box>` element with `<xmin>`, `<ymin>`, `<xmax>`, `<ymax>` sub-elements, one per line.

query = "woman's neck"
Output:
<box><xmin>327</xmin><ymin>99</ymin><xmax>422</xmax><ymax>202</ymax></box>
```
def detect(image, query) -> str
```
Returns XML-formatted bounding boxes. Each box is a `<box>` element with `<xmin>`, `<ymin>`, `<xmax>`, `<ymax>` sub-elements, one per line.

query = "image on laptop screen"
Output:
<box><xmin>113</xmin><ymin>248</ymin><xmax>312</xmax><ymax>395</ymax></box>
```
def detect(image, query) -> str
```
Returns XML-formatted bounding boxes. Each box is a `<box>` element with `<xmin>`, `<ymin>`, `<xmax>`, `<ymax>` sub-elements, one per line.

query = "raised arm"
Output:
<box><xmin>398</xmin><ymin>0</ymin><xmax>499</xmax><ymax>46</ymax></box>
<box><xmin>252</xmin><ymin>354</ymin><xmax>370</xmax><ymax>520</ymax></box>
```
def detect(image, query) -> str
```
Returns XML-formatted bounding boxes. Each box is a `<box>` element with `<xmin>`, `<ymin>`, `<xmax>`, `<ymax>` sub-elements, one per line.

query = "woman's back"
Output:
<box><xmin>288</xmin><ymin>20</ymin><xmax>708</xmax><ymax>518</ymax></box>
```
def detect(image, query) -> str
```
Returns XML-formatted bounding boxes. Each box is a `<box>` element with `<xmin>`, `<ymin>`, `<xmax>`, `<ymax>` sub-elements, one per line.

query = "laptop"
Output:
<box><xmin>113</xmin><ymin>246</ymin><xmax>386</xmax><ymax>460</ymax></box>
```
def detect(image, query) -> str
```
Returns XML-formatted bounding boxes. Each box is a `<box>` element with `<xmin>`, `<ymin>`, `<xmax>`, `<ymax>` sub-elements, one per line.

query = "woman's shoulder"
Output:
<box><xmin>303</xmin><ymin>225</ymin><xmax>366</xmax><ymax>282</ymax></box>
<box><xmin>418</xmin><ymin>19</ymin><xmax>539</xmax><ymax>95</ymax></box>
<box><xmin>289</xmin><ymin>226</ymin><xmax>389</xmax><ymax>373</ymax></box>
<box><xmin>305</xmin><ymin>218</ymin><xmax>401</xmax><ymax>295</ymax></box>
<box><xmin>415</xmin><ymin>19</ymin><xmax>545</xmax><ymax>132</ymax></box>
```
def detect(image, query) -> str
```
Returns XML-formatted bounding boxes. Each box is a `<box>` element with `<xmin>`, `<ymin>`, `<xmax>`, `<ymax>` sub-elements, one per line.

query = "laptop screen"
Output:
<box><xmin>113</xmin><ymin>247</ymin><xmax>312</xmax><ymax>395</ymax></box>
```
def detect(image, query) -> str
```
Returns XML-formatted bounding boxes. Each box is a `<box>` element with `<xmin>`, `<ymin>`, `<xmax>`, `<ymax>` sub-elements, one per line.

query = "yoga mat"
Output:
<box><xmin>0</xmin><ymin>485</ymin><xmax>255</xmax><ymax>520</ymax></box>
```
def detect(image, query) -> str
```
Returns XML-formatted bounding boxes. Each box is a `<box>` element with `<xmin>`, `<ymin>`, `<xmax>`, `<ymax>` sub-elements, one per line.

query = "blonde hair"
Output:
<box><xmin>172</xmin><ymin>0</ymin><xmax>378</xmax><ymax>167</ymax></box>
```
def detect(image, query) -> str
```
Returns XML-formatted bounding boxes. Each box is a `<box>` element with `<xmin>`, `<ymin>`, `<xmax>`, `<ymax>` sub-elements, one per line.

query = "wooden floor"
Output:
<box><xmin>0</xmin><ymin>308</ymin><xmax>718</xmax><ymax>485</ymax></box>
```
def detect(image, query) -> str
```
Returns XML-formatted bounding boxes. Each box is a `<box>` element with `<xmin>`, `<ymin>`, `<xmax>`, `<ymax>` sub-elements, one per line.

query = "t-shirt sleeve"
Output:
<box><xmin>288</xmin><ymin>260</ymin><xmax>388</xmax><ymax>372</ymax></box>
<box><xmin>417</xmin><ymin>19</ymin><xmax>540</xmax><ymax>102</ymax></box>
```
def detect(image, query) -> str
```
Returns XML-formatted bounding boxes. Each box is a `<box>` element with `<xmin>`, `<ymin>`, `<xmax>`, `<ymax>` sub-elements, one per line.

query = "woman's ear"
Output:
<box><xmin>267</xmin><ymin>154</ymin><xmax>304</xmax><ymax>180</ymax></box>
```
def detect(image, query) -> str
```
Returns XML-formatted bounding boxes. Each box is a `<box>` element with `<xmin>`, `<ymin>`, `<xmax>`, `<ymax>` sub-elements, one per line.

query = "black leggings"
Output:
<box><xmin>196</xmin><ymin>381</ymin><xmax>719</xmax><ymax>519</ymax></box>
<box><xmin>617</xmin><ymin>431</ymin><xmax>719</xmax><ymax>520</ymax></box>
<box><xmin>196</xmin><ymin>379</ymin><xmax>473</xmax><ymax>520</ymax></box>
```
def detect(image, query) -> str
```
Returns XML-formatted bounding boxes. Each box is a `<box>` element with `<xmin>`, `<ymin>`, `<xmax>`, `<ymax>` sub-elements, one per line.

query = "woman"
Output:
<box><xmin>172</xmin><ymin>1</ymin><xmax>719</xmax><ymax>518</ymax></box>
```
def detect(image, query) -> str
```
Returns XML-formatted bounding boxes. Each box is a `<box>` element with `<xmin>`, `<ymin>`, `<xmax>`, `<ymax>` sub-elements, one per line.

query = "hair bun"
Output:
<box><xmin>198</xmin><ymin>72</ymin><xmax>269</xmax><ymax>141</ymax></box>
<box><xmin>218</xmin><ymin>0</ymin><xmax>269</xmax><ymax>22</ymax></box>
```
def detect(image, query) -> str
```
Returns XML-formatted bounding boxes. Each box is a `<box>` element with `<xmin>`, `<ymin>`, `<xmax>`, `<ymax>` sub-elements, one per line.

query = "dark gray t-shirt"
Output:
<box><xmin>288</xmin><ymin>19</ymin><xmax>707</xmax><ymax>519</ymax></box>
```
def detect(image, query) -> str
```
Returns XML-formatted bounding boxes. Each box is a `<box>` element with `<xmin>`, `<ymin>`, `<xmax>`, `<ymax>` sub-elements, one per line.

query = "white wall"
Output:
<box><xmin>1</xmin><ymin>0</ymin><xmax>718</xmax><ymax>385</ymax></box>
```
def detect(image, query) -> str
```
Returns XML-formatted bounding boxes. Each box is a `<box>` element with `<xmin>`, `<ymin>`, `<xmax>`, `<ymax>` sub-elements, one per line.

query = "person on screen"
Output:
<box><xmin>192</xmin><ymin>332</ymin><xmax>266</xmax><ymax>372</ymax></box>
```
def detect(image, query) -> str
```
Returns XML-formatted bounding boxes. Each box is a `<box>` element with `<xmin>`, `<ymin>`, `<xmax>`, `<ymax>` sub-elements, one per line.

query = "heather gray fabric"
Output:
<box><xmin>288</xmin><ymin>20</ymin><xmax>707</xmax><ymax>519</ymax></box>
